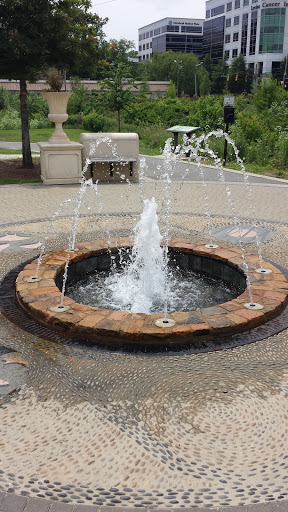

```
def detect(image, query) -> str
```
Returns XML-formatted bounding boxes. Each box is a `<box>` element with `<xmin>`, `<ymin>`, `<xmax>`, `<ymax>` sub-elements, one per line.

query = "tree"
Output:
<box><xmin>200</xmin><ymin>70</ymin><xmax>211</xmax><ymax>96</ymax></box>
<box><xmin>211</xmin><ymin>59</ymin><xmax>229</xmax><ymax>94</ymax></box>
<box><xmin>228</xmin><ymin>54</ymin><xmax>252</xmax><ymax>94</ymax></box>
<box><xmin>203</xmin><ymin>54</ymin><xmax>213</xmax><ymax>80</ymax></box>
<box><xmin>100</xmin><ymin>62</ymin><xmax>135</xmax><ymax>131</ymax></box>
<box><xmin>106</xmin><ymin>39</ymin><xmax>138</xmax><ymax>65</ymax></box>
<box><xmin>139</xmin><ymin>51</ymin><xmax>199</xmax><ymax>97</ymax></box>
<box><xmin>0</xmin><ymin>0</ymin><xmax>107</xmax><ymax>168</ymax></box>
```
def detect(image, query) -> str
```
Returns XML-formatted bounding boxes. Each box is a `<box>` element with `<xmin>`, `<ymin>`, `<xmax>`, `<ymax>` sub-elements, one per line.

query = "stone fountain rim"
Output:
<box><xmin>15</xmin><ymin>238</ymin><xmax>288</xmax><ymax>347</ymax></box>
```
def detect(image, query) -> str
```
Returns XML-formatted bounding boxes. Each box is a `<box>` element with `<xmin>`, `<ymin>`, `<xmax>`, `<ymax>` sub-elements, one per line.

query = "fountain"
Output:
<box><xmin>1</xmin><ymin>131</ymin><xmax>288</xmax><ymax>510</ymax></box>
<box><xmin>14</xmin><ymin>134</ymin><xmax>288</xmax><ymax>349</ymax></box>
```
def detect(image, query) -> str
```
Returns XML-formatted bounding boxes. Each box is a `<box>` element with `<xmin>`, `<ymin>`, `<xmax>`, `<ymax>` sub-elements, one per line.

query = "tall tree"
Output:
<box><xmin>211</xmin><ymin>59</ymin><xmax>229</xmax><ymax>94</ymax></box>
<box><xmin>228</xmin><ymin>54</ymin><xmax>252</xmax><ymax>94</ymax></box>
<box><xmin>100</xmin><ymin>62</ymin><xmax>135</xmax><ymax>131</ymax></box>
<box><xmin>0</xmin><ymin>0</ymin><xmax>107</xmax><ymax>168</ymax></box>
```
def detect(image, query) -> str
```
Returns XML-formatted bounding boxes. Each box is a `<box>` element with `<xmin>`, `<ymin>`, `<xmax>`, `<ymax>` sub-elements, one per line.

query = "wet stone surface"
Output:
<box><xmin>0</xmin><ymin>205</ymin><xmax>288</xmax><ymax>509</ymax></box>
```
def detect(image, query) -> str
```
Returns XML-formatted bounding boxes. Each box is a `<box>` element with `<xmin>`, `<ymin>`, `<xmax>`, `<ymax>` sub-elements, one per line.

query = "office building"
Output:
<box><xmin>138</xmin><ymin>18</ymin><xmax>204</xmax><ymax>61</ymax></box>
<box><xmin>204</xmin><ymin>0</ymin><xmax>288</xmax><ymax>76</ymax></box>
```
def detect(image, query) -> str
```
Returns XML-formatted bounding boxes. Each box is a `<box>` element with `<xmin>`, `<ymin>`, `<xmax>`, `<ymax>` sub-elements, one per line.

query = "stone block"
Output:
<box><xmin>39</xmin><ymin>141</ymin><xmax>83</xmax><ymax>185</ymax></box>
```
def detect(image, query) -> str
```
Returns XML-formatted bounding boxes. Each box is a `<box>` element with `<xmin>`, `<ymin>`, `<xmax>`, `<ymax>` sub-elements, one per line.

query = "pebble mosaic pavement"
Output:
<box><xmin>0</xmin><ymin>163</ymin><xmax>288</xmax><ymax>511</ymax></box>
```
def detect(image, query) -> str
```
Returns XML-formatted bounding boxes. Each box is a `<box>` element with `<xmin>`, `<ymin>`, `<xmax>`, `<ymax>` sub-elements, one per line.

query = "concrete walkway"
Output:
<box><xmin>1</xmin><ymin>489</ymin><xmax>288</xmax><ymax>512</ymax></box>
<box><xmin>0</xmin><ymin>142</ymin><xmax>40</xmax><ymax>152</ymax></box>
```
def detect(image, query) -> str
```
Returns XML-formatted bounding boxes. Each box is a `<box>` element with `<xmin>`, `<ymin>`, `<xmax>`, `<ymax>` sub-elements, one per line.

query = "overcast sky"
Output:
<box><xmin>92</xmin><ymin>0</ymin><xmax>206</xmax><ymax>47</ymax></box>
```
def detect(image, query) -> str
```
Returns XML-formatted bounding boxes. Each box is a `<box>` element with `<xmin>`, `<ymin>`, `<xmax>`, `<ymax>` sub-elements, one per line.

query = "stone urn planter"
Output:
<box><xmin>43</xmin><ymin>91</ymin><xmax>72</xmax><ymax>144</ymax></box>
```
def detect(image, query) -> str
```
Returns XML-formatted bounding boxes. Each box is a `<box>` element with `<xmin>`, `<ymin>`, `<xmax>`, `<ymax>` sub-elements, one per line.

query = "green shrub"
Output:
<box><xmin>67</xmin><ymin>85</ymin><xmax>88</xmax><ymax>115</ymax></box>
<box><xmin>66</xmin><ymin>114</ymin><xmax>83</xmax><ymax>127</ymax></box>
<box><xmin>0</xmin><ymin>110</ymin><xmax>21</xmax><ymax>129</ymax></box>
<box><xmin>234</xmin><ymin>110</ymin><xmax>263</xmax><ymax>142</ymax></box>
<box><xmin>187</xmin><ymin>95</ymin><xmax>223</xmax><ymax>132</ymax></box>
<box><xmin>82</xmin><ymin>112</ymin><xmax>105</xmax><ymax>132</ymax></box>
<box><xmin>29</xmin><ymin>114</ymin><xmax>52</xmax><ymax>129</ymax></box>
<box><xmin>274</xmin><ymin>132</ymin><xmax>288</xmax><ymax>169</ymax></box>
<box><xmin>28</xmin><ymin>92</ymin><xmax>49</xmax><ymax>119</ymax></box>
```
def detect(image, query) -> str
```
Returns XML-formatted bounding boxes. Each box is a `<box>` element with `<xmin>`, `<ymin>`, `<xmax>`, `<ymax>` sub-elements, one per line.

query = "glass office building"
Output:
<box><xmin>138</xmin><ymin>18</ymin><xmax>204</xmax><ymax>61</ymax></box>
<box><xmin>203</xmin><ymin>0</ymin><xmax>288</xmax><ymax>75</ymax></box>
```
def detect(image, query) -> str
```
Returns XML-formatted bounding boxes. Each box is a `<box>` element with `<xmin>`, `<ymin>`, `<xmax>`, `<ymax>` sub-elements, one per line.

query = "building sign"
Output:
<box><xmin>169</xmin><ymin>20</ymin><xmax>201</xmax><ymax>26</ymax></box>
<box><xmin>252</xmin><ymin>1</ymin><xmax>288</xmax><ymax>8</ymax></box>
<box><xmin>262</xmin><ymin>1</ymin><xmax>288</xmax><ymax>5</ymax></box>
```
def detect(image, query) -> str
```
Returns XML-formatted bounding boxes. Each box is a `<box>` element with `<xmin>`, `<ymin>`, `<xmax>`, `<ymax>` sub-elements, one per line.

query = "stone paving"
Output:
<box><xmin>0</xmin><ymin>156</ymin><xmax>288</xmax><ymax>512</ymax></box>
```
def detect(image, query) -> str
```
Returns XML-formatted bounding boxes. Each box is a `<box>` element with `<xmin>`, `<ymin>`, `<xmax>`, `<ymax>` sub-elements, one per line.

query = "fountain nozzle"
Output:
<box><xmin>155</xmin><ymin>318</ymin><xmax>176</xmax><ymax>328</ymax></box>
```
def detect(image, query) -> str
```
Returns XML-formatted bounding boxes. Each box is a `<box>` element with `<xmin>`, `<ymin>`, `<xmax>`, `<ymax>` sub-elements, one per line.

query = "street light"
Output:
<box><xmin>174</xmin><ymin>59</ymin><xmax>182</xmax><ymax>97</ymax></box>
<box><xmin>194</xmin><ymin>62</ymin><xmax>203</xmax><ymax>100</ymax></box>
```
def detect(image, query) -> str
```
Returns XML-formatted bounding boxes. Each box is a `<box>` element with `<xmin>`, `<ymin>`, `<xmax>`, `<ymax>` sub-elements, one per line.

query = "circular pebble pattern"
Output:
<box><xmin>0</xmin><ymin>210</ymin><xmax>288</xmax><ymax>509</ymax></box>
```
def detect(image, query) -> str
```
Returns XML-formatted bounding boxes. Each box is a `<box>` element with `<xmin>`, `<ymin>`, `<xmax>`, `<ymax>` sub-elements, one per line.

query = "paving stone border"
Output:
<box><xmin>1</xmin><ymin>490</ymin><xmax>288</xmax><ymax>512</ymax></box>
<box><xmin>15</xmin><ymin>239</ymin><xmax>288</xmax><ymax>347</ymax></box>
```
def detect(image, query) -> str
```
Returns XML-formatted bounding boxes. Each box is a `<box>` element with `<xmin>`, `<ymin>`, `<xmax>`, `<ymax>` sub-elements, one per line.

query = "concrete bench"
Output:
<box><xmin>79</xmin><ymin>132</ymin><xmax>139</xmax><ymax>182</ymax></box>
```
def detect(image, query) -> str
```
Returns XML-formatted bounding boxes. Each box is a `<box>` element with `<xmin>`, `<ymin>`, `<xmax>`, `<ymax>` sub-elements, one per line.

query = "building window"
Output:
<box><xmin>150</xmin><ymin>31</ymin><xmax>153</xmax><ymax>37</ymax></box>
<box><xmin>232</xmin><ymin>48</ymin><xmax>238</xmax><ymax>57</ymax></box>
<box><xmin>167</xmin><ymin>25</ymin><xmax>179</xmax><ymax>32</ymax></box>
<box><xmin>211</xmin><ymin>4</ymin><xmax>225</xmax><ymax>16</ymax></box>
<box><xmin>249</xmin><ymin>10</ymin><xmax>258</xmax><ymax>54</ymax></box>
<box><xmin>142</xmin><ymin>55</ymin><xmax>145</xmax><ymax>60</ymax></box>
<box><xmin>154</xmin><ymin>28</ymin><xmax>160</xmax><ymax>35</ymax></box>
<box><xmin>243</xmin><ymin>0</ymin><xmax>249</xmax><ymax>4</ymax></box>
<box><xmin>233</xmin><ymin>32</ymin><xmax>239</xmax><ymax>41</ymax></box>
<box><xmin>234</xmin><ymin>16</ymin><xmax>239</xmax><ymax>25</ymax></box>
<box><xmin>259</xmin><ymin>8</ymin><xmax>286</xmax><ymax>53</ymax></box>
<box><xmin>235</xmin><ymin>0</ymin><xmax>240</xmax><ymax>7</ymax></box>
<box><xmin>150</xmin><ymin>42</ymin><xmax>152</xmax><ymax>48</ymax></box>
<box><xmin>139</xmin><ymin>45</ymin><xmax>142</xmax><ymax>51</ymax></box>
<box><xmin>226</xmin><ymin>18</ymin><xmax>231</xmax><ymax>27</ymax></box>
<box><xmin>241</xmin><ymin>12</ymin><xmax>249</xmax><ymax>54</ymax></box>
<box><xmin>143</xmin><ymin>43</ymin><xmax>145</xmax><ymax>50</ymax></box>
<box><xmin>139</xmin><ymin>34</ymin><xmax>143</xmax><ymax>41</ymax></box>
<box><xmin>225</xmin><ymin>34</ymin><xmax>231</xmax><ymax>43</ymax></box>
<box><xmin>225</xmin><ymin>49</ymin><xmax>230</xmax><ymax>57</ymax></box>
<box><xmin>203</xmin><ymin>16</ymin><xmax>225</xmax><ymax>62</ymax></box>
<box><xmin>206</xmin><ymin>9</ymin><xmax>210</xmax><ymax>18</ymax></box>
<box><xmin>146</xmin><ymin>31</ymin><xmax>149</xmax><ymax>38</ymax></box>
<box><xmin>181</xmin><ymin>25</ymin><xmax>202</xmax><ymax>33</ymax></box>
<box><xmin>227</xmin><ymin>1</ymin><xmax>232</xmax><ymax>11</ymax></box>
<box><xmin>252</xmin><ymin>0</ymin><xmax>258</xmax><ymax>3</ymax></box>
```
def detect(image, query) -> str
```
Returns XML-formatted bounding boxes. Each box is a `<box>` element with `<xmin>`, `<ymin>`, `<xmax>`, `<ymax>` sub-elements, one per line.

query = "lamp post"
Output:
<box><xmin>174</xmin><ymin>59</ymin><xmax>182</xmax><ymax>97</ymax></box>
<box><xmin>194</xmin><ymin>62</ymin><xmax>203</xmax><ymax>100</ymax></box>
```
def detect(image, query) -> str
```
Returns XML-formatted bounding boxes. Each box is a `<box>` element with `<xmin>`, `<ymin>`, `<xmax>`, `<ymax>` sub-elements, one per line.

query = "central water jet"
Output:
<box><xmin>106</xmin><ymin>197</ymin><xmax>165</xmax><ymax>315</ymax></box>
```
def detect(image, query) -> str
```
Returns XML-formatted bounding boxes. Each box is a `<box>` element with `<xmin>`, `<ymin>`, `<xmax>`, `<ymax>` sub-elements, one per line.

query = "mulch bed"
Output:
<box><xmin>0</xmin><ymin>160</ymin><xmax>41</xmax><ymax>180</ymax></box>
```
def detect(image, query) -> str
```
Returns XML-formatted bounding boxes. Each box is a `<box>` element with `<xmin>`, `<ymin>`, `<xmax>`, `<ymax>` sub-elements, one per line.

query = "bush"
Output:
<box><xmin>67</xmin><ymin>85</ymin><xmax>88</xmax><ymax>115</ymax></box>
<box><xmin>187</xmin><ymin>95</ymin><xmax>223</xmax><ymax>132</ymax></box>
<box><xmin>29</xmin><ymin>114</ymin><xmax>52</xmax><ymax>129</ymax></box>
<box><xmin>82</xmin><ymin>112</ymin><xmax>105</xmax><ymax>132</ymax></box>
<box><xmin>274</xmin><ymin>132</ymin><xmax>288</xmax><ymax>168</ymax></box>
<box><xmin>65</xmin><ymin>114</ymin><xmax>83</xmax><ymax>127</ymax></box>
<box><xmin>28</xmin><ymin>92</ymin><xmax>49</xmax><ymax>119</ymax></box>
<box><xmin>0</xmin><ymin>110</ymin><xmax>21</xmax><ymax>129</ymax></box>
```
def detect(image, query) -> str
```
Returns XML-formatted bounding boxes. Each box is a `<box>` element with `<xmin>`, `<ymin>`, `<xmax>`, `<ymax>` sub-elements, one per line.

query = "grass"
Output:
<box><xmin>0</xmin><ymin>178</ymin><xmax>41</xmax><ymax>185</ymax></box>
<box><xmin>0</xmin><ymin>149</ymin><xmax>38</xmax><ymax>155</ymax></box>
<box><xmin>0</xmin><ymin>128</ymin><xmax>88</xmax><ymax>143</ymax></box>
<box><xmin>139</xmin><ymin>146</ymin><xmax>162</xmax><ymax>156</ymax></box>
<box><xmin>226</xmin><ymin>161</ymin><xmax>288</xmax><ymax>180</ymax></box>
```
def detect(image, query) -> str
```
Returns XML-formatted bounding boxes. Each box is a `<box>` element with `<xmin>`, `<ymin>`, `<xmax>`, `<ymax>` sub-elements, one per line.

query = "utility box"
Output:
<box><xmin>224</xmin><ymin>106</ymin><xmax>235</xmax><ymax>124</ymax></box>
